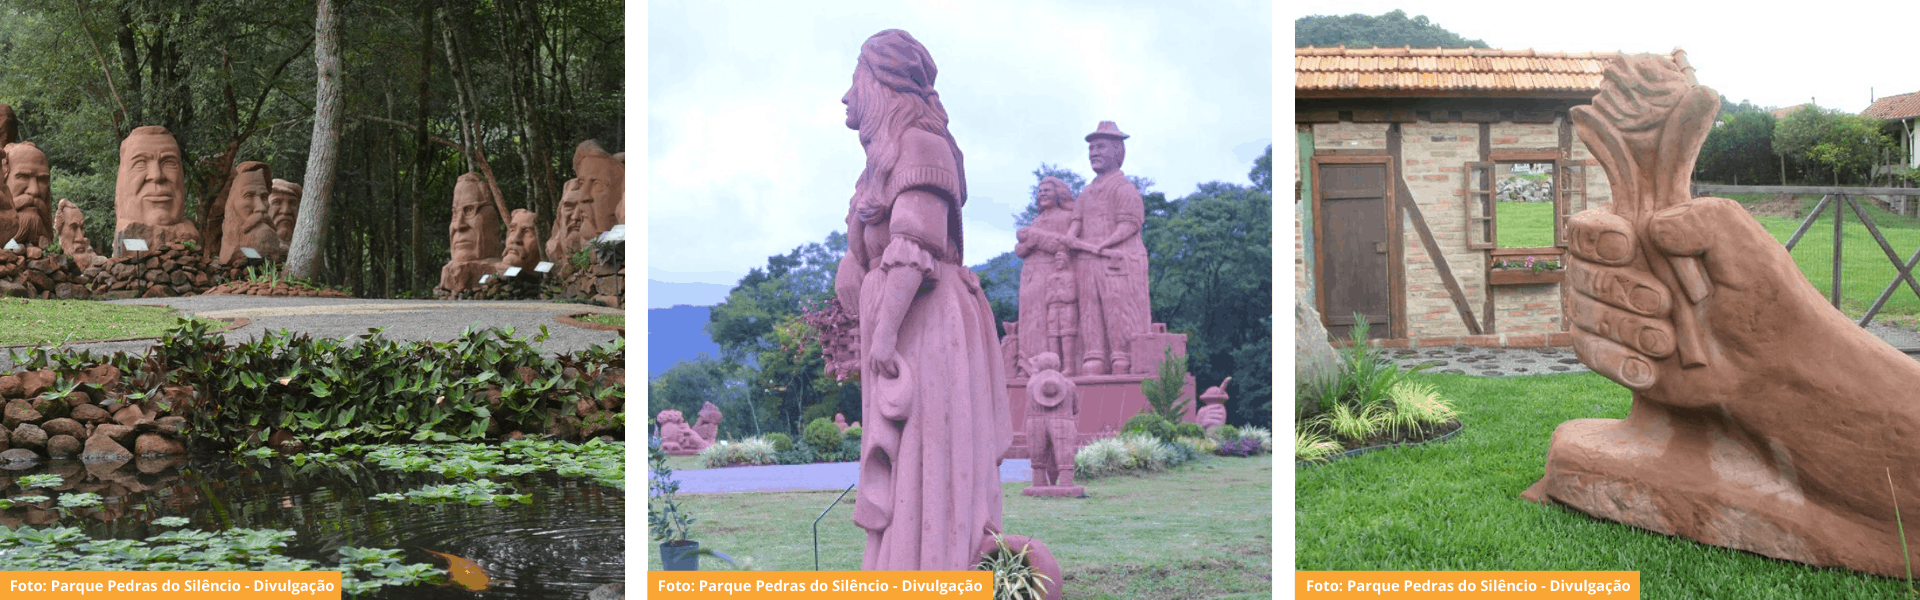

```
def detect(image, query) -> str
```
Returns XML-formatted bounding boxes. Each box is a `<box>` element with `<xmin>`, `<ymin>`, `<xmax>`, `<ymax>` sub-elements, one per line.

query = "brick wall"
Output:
<box><xmin>1313</xmin><ymin>122</ymin><xmax>1387</xmax><ymax>151</ymax></box>
<box><xmin>1492</xmin><ymin>283</ymin><xmax>1562</xmax><ymax>333</ymax></box>
<box><xmin>1399</xmin><ymin>121</ymin><xmax>1483</xmax><ymax>338</ymax></box>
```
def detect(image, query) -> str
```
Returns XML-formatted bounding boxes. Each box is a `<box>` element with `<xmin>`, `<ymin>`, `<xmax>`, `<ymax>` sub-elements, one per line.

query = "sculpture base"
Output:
<box><xmin>1021</xmin><ymin>485</ymin><xmax>1084</xmax><ymax>497</ymax></box>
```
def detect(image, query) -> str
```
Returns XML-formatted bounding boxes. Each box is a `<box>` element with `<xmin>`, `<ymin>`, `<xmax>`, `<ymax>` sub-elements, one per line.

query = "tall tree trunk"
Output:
<box><xmin>436</xmin><ymin>5</ymin><xmax>510</xmax><ymax>224</ymax></box>
<box><xmin>288</xmin><ymin>0</ymin><xmax>343</xmax><ymax>279</ymax></box>
<box><xmin>411</xmin><ymin>1</ymin><xmax>432</xmax><ymax>293</ymax></box>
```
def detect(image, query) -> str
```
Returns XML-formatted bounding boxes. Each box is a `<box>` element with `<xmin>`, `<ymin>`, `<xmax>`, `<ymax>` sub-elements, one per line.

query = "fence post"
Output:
<box><xmin>1834</xmin><ymin>194</ymin><xmax>1845</xmax><ymax>309</ymax></box>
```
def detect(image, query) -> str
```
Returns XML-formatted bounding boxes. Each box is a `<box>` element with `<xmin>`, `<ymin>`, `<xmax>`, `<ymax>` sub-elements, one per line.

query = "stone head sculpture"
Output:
<box><xmin>53</xmin><ymin>198</ymin><xmax>96</xmax><ymax>261</ymax></box>
<box><xmin>4</xmin><ymin>142</ymin><xmax>52</xmax><ymax>246</ymax></box>
<box><xmin>1086</xmin><ymin>121</ymin><xmax>1128</xmax><ymax>175</ymax></box>
<box><xmin>448</xmin><ymin>173</ymin><xmax>501</xmax><ymax>262</ymax></box>
<box><xmin>113</xmin><ymin>126</ymin><xmax>197</xmax><ymax>254</ymax></box>
<box><xmin>0</xmin><ymin>104</ymin><xmax>16</xmax><ymax>146</ymax></box>
<box><xmin>499</xmin><ymin>208</ymin><xmax>542</xmax><ymax>271</ymax></box>
<box><xmin>574</xmin><ymin>140</ymin><xmax>622</xmax><ymax>232</ymax></box>
<box><xmin>269</xmin><ymin>179</ymin><xmax>302</xmax><ymax>242</ymax></box>
<box><xmin>220</xmin><ymin>161</ymin><xmax>284</xmax><ymax>264</ymax></box>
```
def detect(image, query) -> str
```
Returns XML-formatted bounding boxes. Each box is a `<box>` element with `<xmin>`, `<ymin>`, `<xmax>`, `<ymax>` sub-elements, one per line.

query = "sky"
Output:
<box><xmin>645</xmin><ymin>0</ymin><xmax>1274</xmax><ymax>293</ymax></box>
<box><xmin>1291</xmin><ymin>1</ymin><xmax>1920</xmax><ymax>116</ymax></box>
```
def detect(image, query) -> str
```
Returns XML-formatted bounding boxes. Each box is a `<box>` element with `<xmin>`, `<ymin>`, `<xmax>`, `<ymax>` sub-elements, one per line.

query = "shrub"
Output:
<box><xmin>765</xmin><ymin>432</ymin><xmax>794</xmax><ymax>452</ymax></box>
<box><xmin>1138</xmin><ymin>346</ymin><xmax>1192</xmax><ymax>423</ymax></box>
<box><xmin>774</xmin><ymin>445</ymin><xmax>817</xmax><ymax>466</ymax></box>
<box><xmin>698</xmin><ymin>438</ymin><xmax>777</xmax><ymax>468</ymax></box>
<box><xmin>843</xmin><ymin>425</ymin><xmax>861</xmax><ymax>442</ymax></box>
<box><xmin>803</xmin><ymin>418</ymin><xmax>845</xmax><ymax>451</ymax></box>
<box><xmin>837</xmin><ymin>438</ymin><xmax>862</xmax><ymax>462</ymax></box>
<box><xmin>1173</xmin><ymin>422</ymin><xmax>1204</xmax><ymax>440</ymax></box>
<box><xmin>1121</xmin><ymin>412</ymin><xmax>1176</xmax><ymax>443</ymax></box>
<box><xmin>1207</xmin><ymin>424</ymin><xmax>1242</xmax><ymax>444</ymax></box>
<box><xmin>1075</xmin><ymin>434</ymin><xmax>1185</xmax><ymax>479</ymax></box>
<box><xmin>1295</xmin><ymin>315</ymin><xmax>1427</xmax><ymax>422</ymax></box>
<box><xmin>1240</xmin><ymin>425</ymin><xmax>1273</xmax><ymax>454</ymax></box>
<box><xmin>1295</xmin><ymin>429</ymin><xmax>1340</xmax><ymax>463</ymax></box>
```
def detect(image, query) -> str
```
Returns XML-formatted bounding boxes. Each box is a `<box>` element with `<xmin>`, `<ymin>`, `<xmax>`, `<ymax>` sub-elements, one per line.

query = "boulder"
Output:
<box><xmin>39</xmin><ymin>418</ymin><xmax>83</xmax><ymax>439</ymax></box>
<box><xmin>81</xmin><ymin>432</ymin><xmax>133</xmax><ymax>463</ymax></box>
<box><xmin>70</xmin><ymin>404</ymin><xmax>110</xmax><ymax>424</ymax></box>
<box><xmin>112</xmin><ymin>404</ymin><xmax>146</xmax><ymax>428</ymax></box>
<box><xmin>134</xmin><ymin>433</ymin><xmax>185</xmax><ymax>457</ymax></box>
<box><xmin>10</xmin><ymin>423</ymin><xmax>46</xmax><ymax>451</ymax></box>
<box><xmin>2</xmin><ymin>400</ymin><xmax>37</xmax><ymax>427</ymax></box>
<box><xmin>46</xmin><ymin>435</ymin><xmax>79</xmax><ymax>459</ymax></box>
<box><xmin>93</xmin><ymin>423</ymin><xmax>135</xmax><ymax>446</ymax></box>
<box><xmin>17</xmin><ymin>370</ymin><xmax>54</xmax><ymax>398</ymax></box>
<box><xmin>0</xmin><ymin>448</ymin><xmax>38</xmax><ymax>466</ymax></box>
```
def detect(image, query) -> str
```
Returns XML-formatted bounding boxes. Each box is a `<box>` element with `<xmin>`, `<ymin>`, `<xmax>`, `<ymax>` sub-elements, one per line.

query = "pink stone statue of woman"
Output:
<box><xmin>1013</xmin><ymin>176</ymin><xmax>1081</xmax><ymax>376</ymax></box>
<box><xmin>835</xmin><ymin>29</ymin><xmax>1011</xmax><ymax>572</ymax></box>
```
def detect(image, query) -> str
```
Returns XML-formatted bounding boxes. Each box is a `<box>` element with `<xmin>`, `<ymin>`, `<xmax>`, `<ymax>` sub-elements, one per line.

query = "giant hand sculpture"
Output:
<box><xmin>1523</xmin><ymin>51</ymin><xmax>1920</xmax><ymax>577</ymax></box>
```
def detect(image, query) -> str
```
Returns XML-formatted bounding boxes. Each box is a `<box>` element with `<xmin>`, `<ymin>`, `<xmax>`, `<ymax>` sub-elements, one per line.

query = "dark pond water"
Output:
<box><xmin>0</xmin><ymin>452</ymin><xmax>623</xmax><ymax>599</ymax></box>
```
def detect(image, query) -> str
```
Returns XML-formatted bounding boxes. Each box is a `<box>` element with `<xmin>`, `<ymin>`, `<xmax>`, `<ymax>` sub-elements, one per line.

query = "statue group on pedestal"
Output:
<box><xmin>438</xmin><ymin>140</ymin><xmax>625</xmax><ymax>295</ymax></box>
<box><xmin>1011</xmin><ymin>121</ymin><xmax>1151</xmax><ymax>379</ymax></box>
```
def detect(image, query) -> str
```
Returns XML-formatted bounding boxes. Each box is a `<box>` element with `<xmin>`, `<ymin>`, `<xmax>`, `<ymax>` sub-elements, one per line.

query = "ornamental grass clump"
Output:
<box><xmin>699</xmin><ymin>438</ymin><xmax>778</xmax><ymax>468</ymax></box>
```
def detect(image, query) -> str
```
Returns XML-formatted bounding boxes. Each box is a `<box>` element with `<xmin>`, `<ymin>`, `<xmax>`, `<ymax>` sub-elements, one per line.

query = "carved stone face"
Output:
<box><xmin>447</xmin><ymin>176</ymin><xmax>499</xmax><ymax>262</ymax></box>
<box><xmin>501</xmin><ymin>209</ymin><xmax>541</xmax><ymax>269</ymax></box>
<box><xmin>558</xmin><ymin>178</ymin><xmax>592</xmax><ymax>239</ymax></box>
<box><xmin>6</xmin><ymin>144</ymin><xmax>51</xmax><ymax>244</ymax></box>
<box><xmin>222</xmin><ymin>168</ymin><xmax>275</xmax><ymax>258</ymax></box>
<box><xmin>268</xmin><ymin>181</ymin><xmax>300</xmax><ymax>241</ymax></box>
<box><xmin>841</xmin><ymin>69</ymin><xmax>866</xmax><ymax>130</ymax></box>
<box><xmin>1088</xmin><ymin>138</ymin><xmax>1125</xmax><ymax>175</ymax></box>
<box><xmin>54</xmin><ymin>199</ymin><xmax>90</xmax><ymax>255</ymax></box>
<box><xmin>117</xmin><ymin>131</ymin><xmax>187</xmax><ymax>227</ymax></box>
<box><xmin>576</xmin><ymin>154</ymin><xmax>620</xmax><ymax>234</ymax></box>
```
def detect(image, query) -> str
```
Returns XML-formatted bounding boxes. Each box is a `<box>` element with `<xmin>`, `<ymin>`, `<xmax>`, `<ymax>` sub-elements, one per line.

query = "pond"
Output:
<box><xmin>0</xmin><ymin>442</ymin><xmax>623</xmax><ymax>599</ymax></box>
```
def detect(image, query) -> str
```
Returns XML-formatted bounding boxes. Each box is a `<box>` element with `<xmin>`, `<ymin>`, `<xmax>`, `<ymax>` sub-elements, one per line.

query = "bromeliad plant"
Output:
<box><xmin>977</xmin><ymin>532</ymin><xmax>1054</xmax><ymax>600</ymax></box>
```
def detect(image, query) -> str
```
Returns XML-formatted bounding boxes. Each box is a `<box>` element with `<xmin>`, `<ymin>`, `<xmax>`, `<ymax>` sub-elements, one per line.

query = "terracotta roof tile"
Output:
<box><xmin>1296</xmin><ymin>46</ymin><xmax>1627</xmax><ymax>95</ymax></box>
<box><xmin>1863</xmin><ymin>91</ymin><xmax>1920</xmax><ymax>121</ymax></box>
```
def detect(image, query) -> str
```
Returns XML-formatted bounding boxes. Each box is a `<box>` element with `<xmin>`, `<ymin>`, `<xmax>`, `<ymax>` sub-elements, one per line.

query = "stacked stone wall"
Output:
<box><xmin>0</xmin><ymin>243</ymin><xmax>248</xmax><ymax>300</ymax></box>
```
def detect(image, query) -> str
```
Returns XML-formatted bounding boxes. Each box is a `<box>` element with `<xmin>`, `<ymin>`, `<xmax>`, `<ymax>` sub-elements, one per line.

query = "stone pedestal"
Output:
<box><xmin>1001</xmin><ymin>370</ymin><xmax>1194</xmax><ymax>460</ymax></box>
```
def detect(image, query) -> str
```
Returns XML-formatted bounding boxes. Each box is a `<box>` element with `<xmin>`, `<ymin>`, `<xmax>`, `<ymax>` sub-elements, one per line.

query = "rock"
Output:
<box><xmin>0</xmin><ymin>424</ymin><xmax>9</xmax><ymax>451</ymax></box>
<box><xmin>1296</xmin><ymin>286</ymin><xmax>1342</xmax><ymax>386</ymax></box>
<box><xmin>10</xmin><ymin>424</ymin><xmax>47</xmax><ymax>451</ymax></box>
<box><xmin>588</xmin><ymin>583</ymin><xmax>623</xmax><ymax>600</ymax></box>
<box><xmin>81</xmin><ymin>432</ymin><xmax>133</xmax><ymax>463</ymax></box>
<box><xmin>39</xmin><ymin>418</ymin><xmax>83</xmax><ymax>439</ymax></box>
<box><xmin>0</xmin><ymin>281</ymin><xmax>25</xmax><ymax>298</ymax></box>
<box><xmin>94</xmin><ymin>423</ymin><xmax>135</xmax><ymax>445</ymax></box>
<box><xmin>46</xmin><ymin>435</ymin><xmax>79</xmax><ymax>459</ymax></box>
<box><xmin>70</xmin><ymin>404</ymin><xmax>109</xmax><ymax>424</ymax></box>
<box><xmin>63</xmin><ymin>390</ymin><xmax>92</xmax><ymax>408</ymax></box>
<box><xmin>4</xmin><ymin>400</ymin><xmax>41</xmax><ymax>427</ymax></box>
<box><xmin>154</xmin><ymin>416</ymin><xmax>186</xmax><ymax>436</ymax></box>
<box><xmin>133</xmin><ymin>433</ymin><xmax>185</xmax><ymax>457</ymax></box>
<box><xmin>18</xmin><ymin>370</ymin><xmax>54</xmax><ymax>398</ymax></box>
<box><xmin>0</xmin><ymin>375</ymin><xmax>21</xmax><ymax>398</ymax></box>
<box><xmin>112</xmin><ymin>404</ymin><xmax>145</xmax><ymax>428</ymax></box>
<box><xmin>0</xmin><ymin>448</ymin><xmax>39</xmax><ymax>466</ymax></box>
<box><xmin>77</xmin><ymin>364</ymin><xmax>120</xmax><ymax>388</ymax></box>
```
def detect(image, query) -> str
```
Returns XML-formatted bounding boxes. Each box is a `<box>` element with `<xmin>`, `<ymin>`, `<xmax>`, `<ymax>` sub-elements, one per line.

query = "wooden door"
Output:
<box><xmin>1317</xmin><ymin>162</ymin><xmax>1393</xmax><ymax>339</ymax></box>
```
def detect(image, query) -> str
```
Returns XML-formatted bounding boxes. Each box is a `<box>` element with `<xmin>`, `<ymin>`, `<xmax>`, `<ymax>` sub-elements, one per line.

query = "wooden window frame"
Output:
<box><xmin>1470</xmin><ymin>151</ymin><xmax>1570</xmax><ymax>252</ymax></box>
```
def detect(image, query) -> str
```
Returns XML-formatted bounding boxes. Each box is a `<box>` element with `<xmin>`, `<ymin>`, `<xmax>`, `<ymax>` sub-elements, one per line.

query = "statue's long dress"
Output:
<box><xmin>850</xmin><ymin>128</ymin><xmax>1011</xmax><ymax>571</ymax></box>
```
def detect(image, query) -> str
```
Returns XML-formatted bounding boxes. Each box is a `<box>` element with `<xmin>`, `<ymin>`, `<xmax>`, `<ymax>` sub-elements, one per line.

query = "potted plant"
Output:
<box><xmin>649</xmin><ymin>430</ymin><xmax>700</xmax><ymax>570</ymax></box>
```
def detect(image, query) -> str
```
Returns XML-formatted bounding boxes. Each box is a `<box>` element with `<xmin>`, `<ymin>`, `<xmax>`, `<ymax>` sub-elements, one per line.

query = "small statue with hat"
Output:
<box><xmin>1023</xmin><ymin>352</ymin><xmax>1085</xmax><ymax>497</ymax></box>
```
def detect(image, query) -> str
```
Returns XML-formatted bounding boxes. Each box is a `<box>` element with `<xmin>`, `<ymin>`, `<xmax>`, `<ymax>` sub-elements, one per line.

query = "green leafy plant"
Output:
<box><xmin>649</xmin><ymin>431</ymin><xmax>696</xmax><ymax>545</ymax></box>
<box><xmin>1206</xmin><ymin>424</ymin><xmax>1242</xmax><ymax>444</ymax></box>
<box><xmin>764</xmin><ymin>432</ymin><xmax>794</xmax><ymax>452</ymax></box>
<box><xmin>1121</xmin><ymin>412</ymin><xmax>1176</xmax><ymax>443</ymax></box>
<box><xmin>803</xmin><ymin>417</ymin><xmax>844</xmax><ymax>452</ymax></box>
<box><xmin>1323</xmin><ymin>402</ymin><xmax>1392</xmax><ymax>442</ymax></box>
<box><xmin>1296</xmin><ymin>429</ymin><xmax>1342</xmax><ymax>463</ymax></box>
<box><xmin>1138</xmin><ymin>346</ymin><xmax>1192</xmax><ymax>423</ymax></box>
<box><xmin>977</xmin><ymin>532</ymin><xmax>1054</xmax><ymax>600</ymax></box>
<box><xmin>1173</xmin><ymin>422</ymin><xmax>1204</xmax><ymax>440</ymax></box>
<box><xmin>17</xmin><ymin>474</ymin><xmax>62</xmax><ymax>489</ymax></box>
<box><xmin>1490</xmin><ymin>257</ymin><xmax>1564</xmax><ymax>273</ymax></box>
<box><xmin>699</xmin><ymin>438</ymin><xmax>778</xmax><ymax>468</ymax></box>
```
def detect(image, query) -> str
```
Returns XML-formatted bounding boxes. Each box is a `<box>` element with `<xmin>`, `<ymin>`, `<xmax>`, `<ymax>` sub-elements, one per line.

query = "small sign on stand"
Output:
<box><xmin>479</xmin><ymin>274</ymin><xmax>492</xmax><ymax>285</ymax></box>
<box><xmin>503</xmin><ymin>267</ymin><xmax>523</xmax><ymax>278</ymax></box>
<box><xmin>534</xmin><ymin>261</ymin><xmax>555</xmax><ymax>274</ymax></box>
<box><xmin>240</xmin><ymin>247</ymin><xmax>262</xmax><ymax>262</ymax></box>
<box><xmin>121</xmin><ymin>238</ymin><xmax>150</xmax><ymax>262</ymax></box>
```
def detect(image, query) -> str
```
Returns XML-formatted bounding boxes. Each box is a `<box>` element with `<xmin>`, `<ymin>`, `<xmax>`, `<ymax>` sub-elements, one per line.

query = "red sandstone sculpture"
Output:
<box><xmin>499</xmin><ymin>208</ymin><xmax>543</xmax><ymax>272</ymax></box>
<box><xmin>112</xmin><ymin>126</ymin><xmax>199</xmax><ymax>256</ymax></box>
<box><xmin>575</xmin><ymin>140</ymin><xmax>623</xmax><ymax>232</ymax></box>
<box><xmin>1522</xmin><ymin>50</ymin><xmax>1920</xmax><ymax>578</ymax></box>
<box><xmin>439</xmin><ymin>173</ymin><xmax>502</xmax><ymax>295</ymax></box>
<box><xmin>1022</xmin><ymin>353</ymin><xmax>1083</xmax><ymax>498</ymax></box>
<box><xmin>5</xmin><ymin>142</ymin><xmax>53</xmax><ymax>247</ymax></box>
<box><xmin>268</xmin><ymin>179</ymin><xmax>302</xmax><ymax>243</ymax></box>
<box><xmin>836</xmin><ymin>29</ymin><xmax>1016</xmax><ymax>573</ymax></box>
<box><xmin>1071</xmin><ymin>122</ymin><xmax>1151</xmax><ymax>375</ymax></box>
<box><xmin>654</xmin><ymin>410</ymin><xmax>709</xmax><ymax>456</ymax></box>
<box><xmin>834</xmin><ymin>413</ymin><xmax>849</xmax><ymax>432</ymax></box>
<box><xmin>546</xmin><ymin>177</ymin><xmax>595</xmax><ymax>268</ymax></box>
<box><xmin>693</xmin><ymin>402</ymin><xmax>722</xmax><ymax>444</ymax></box>
<box><xmin>53</xmin><ymin>199</ymin><xmax>103</xmax><ymax>267</ymax></box>
<box><xmin>1014</xmin><ymin>176</ymin><xmax>1082</xmax><ymax>375</ymax></box>
<box><xmin>0</xmin><ymin>105</ymin><xmax>16</xmax><ymax>147</ymax></box>
<box><xmin>219</xmin><ymin>162</ymin><xmax>286</xmax><ymax>264</ymax></box>
<box><xmin>1196</xmin><ymin>377</ymin><xmax>1230</xmax><ymax>430</ymax></box>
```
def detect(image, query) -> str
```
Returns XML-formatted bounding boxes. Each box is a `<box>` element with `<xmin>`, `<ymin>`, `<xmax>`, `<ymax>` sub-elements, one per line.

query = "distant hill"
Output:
<box><xmin>649</xmin><ymin>280</ymin><xmax>733</xmax><ymax>309</ymax></box>
<box><xmin>648</xmin><ymin>305</ymin><xmax>723</xmax><ymax>377</ymax></box>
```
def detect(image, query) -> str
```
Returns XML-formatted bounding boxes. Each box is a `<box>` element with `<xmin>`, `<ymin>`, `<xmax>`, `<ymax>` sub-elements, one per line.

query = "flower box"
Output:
<box><xmin>1488</xmin><ymin>269</ymin><xmax>1563</xmax><ymax>286</ymax></box>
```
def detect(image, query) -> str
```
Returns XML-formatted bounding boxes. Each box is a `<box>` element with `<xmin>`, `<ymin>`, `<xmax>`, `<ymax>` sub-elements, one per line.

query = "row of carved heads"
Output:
<box><xmin>439</xmin><ymin>139</ymin><xmax>624</xmax><ymax>294</ymax></box>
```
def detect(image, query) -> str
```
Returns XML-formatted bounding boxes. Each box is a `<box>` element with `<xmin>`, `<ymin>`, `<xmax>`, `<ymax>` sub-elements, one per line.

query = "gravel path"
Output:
<box><xmin>0</xmin><ymin>296</ymin><xmax>622</xmax><ymax>371</ymax></box>
<box><xmin>1391</xmin><ymin>322</ymin><xmax>1920</xmax><ymax>377</ymax></box>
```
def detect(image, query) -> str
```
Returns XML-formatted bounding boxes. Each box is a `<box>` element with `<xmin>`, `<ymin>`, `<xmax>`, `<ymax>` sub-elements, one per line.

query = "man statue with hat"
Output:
<box><xmin>1070</xmin><ymin>121</ymin><xmax>1151</xmax><ymax>375</ymax></box>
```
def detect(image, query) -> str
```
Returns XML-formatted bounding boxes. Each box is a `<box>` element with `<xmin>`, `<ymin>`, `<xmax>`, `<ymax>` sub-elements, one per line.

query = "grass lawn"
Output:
<box><xmin>1495</xmin><ymin>202</ymin><xmax>1556</xmax><ymax>249</ymax></box>
<box><xmin>656</xmin><ymin>454</ymin><xmax>1274</xmax><ymax>599</ymax></box>
<box><xmin>1297</xmin><ymin>372</ymin><xmax>1914</xmax><ymax>598</ymax></box>
<box><xmin>578</xmin><ymin>313</ymin><xmax>624</xmax><ymax>327</ymax></box>
<box><xmin>0</xmin><ymin>298</ymin><xmax>214</xmax><ymax>347</ymax></box>
<box><xmin>1749</xmin><ymin>195</ymin><xmax>1920</xmax><ymax>320</ymax></box>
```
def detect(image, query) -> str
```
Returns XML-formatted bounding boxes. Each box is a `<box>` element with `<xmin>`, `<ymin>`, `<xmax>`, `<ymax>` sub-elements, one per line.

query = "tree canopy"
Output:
<box><xmin>1773</xmin><ymin>104</ymin><xmax>1896</xmax><ymax>185</ymax></box>
<box><xmin>0</xmin><ymin>0</ymin><xmax>622</xmax><ymax>296</ymax></box>
<box><xmin>1695</xmin><ymin>96</ymin><xmax>1779</xmax><ymax>185</ymax></box>
<box><xmin>1295</xmin><ymin>10</ymin><xmax>1489</xmax><ymax>49</ymax></box>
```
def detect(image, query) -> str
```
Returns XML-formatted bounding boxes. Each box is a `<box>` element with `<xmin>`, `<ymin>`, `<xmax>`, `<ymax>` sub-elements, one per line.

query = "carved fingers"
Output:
<box><xmin>1568</xmin><ymin>210</ymin><xmax>1674</xmax><ymax>390</ymax></box>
